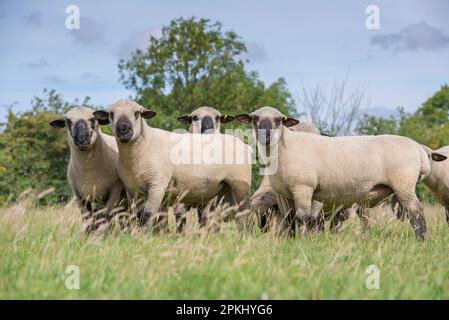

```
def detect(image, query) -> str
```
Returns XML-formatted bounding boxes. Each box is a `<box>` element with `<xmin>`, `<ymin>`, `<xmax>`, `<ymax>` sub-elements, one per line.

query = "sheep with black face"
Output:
<box><xmin>94</xmin><ymin>99</ymin><xmax>252</xmax><ymax>232</ymax></box>
<box><xmin>49</xmin><ymin>107</ymin><xmax>126</xmax><ymax>233</ymax></box>
<box><xmin>236</xmin><ymin>106</ymin><xmax>447</xmax><ymax>240</ymax></box>
<box><xmin>177</xmin><ymin>106</ymin><xmax>235</xmax><ymax>134</ymax></box>
<box><xmin>175</xmin><ymin>106</ymin><xmax>236</xmax><ymax>232</ymax></box>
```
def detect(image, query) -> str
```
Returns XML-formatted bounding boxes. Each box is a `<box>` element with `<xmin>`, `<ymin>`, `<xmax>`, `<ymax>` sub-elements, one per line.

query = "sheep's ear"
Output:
<box><xmin>235</xmin><ymin>114</ymin><xmax>252</xmax><ymax>124</ymax></box>
<box><xmin>93</xmin><ymin>110</ymin><xmax>110</xmax><ymax>124</ymax></box>
<box><xmin>177</xmin><ymin>115</ymin><xmax>192</xmax><ymax>124</ymax></box>
<box><xmin>141</xmin><ymin>109</ymin><xmax>157</xmax><ymax>119</ymax></box>
<box><xmin>220</xmin><ymin>115</ymin><xmax>235</xmax><ymax>124</ymax></box>
<box><xmin>49</xmin><ymin>118</ymin><xmax>66</xmax><ymax>129</ymax></box>
<box><xmin>282</xmin><ymin>117</ymin><xmax>300</xmax><ymax>127</ymax></box>
<box><xmin>432</xmin><ymin>152</ymin><xmax>447</xmax><ymax>162</ymax></box>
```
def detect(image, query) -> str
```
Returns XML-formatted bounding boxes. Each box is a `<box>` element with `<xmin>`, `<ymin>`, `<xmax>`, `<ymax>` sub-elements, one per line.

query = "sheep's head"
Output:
<box><xmin>177</xmin><ymin>106</ymin><xmax>234</xmax><ymax>134</ymax></box>
<box><xmin>93</xmin><ymin>99</ymin><xmax>156</xmax><ymax>143</ymax></box>
<box><xmin>49</xmin><ymin>106</ymin><xmax>106</xmax><ymax>151</ymax></box>
<box><xmin>235</xmin><ymin>106</ymin><xmax>299</xmax><ymax>146</ymax></box>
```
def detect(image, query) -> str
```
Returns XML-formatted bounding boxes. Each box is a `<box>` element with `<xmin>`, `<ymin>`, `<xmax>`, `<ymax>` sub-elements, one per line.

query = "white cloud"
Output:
<box><xmin>371</xmin><ymin>21</ymin><xmax>449</xmax><ymax>53</ymax></box>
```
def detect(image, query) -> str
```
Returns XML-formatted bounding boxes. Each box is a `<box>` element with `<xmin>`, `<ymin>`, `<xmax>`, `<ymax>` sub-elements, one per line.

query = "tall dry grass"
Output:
<box><xmin>1</xmin><ymin>192</ymin><xmax>449</xmax><ymax>299</ymax></box>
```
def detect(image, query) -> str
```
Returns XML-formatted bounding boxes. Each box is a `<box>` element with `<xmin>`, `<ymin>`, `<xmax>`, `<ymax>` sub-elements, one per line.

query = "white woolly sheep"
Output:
<box><xmin>174</xmin><ymin>106</ymin><xmax>236</xmax><ymax>231</ymax></box>
<box><xmin>93</xmin><ymin>99</ymin><xmax>252</xmax><ymax>231</ymax></box>
<box><xmin>392</xmin><ymin>144</ymin><xmax>448</xmax><ymax>223</ymax></box>
<box><xmin>236</xmin><ymin>106</ymin><xmax>447</xmax><ymax>240</ymax></box>
<box><xmin>50</xmin><ymin>107</ymin><xmax>126</xmax><ymax>232</ymax></box>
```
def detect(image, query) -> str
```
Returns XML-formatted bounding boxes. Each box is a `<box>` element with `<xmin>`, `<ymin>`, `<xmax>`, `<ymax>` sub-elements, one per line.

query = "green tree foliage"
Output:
<box><xmin>357</xmin><ymin>85</ymin><xmax>449</xmax><ymax>149</ymax></box>
<box><xmin>0</xmin><ymin>89</ymin><xmax>94</xmax><ymax>205</ymax></box>
<box><xmin>118</xmin><ymin>17</ymin><xmax>296</xmax><ymax>130</ymax></box>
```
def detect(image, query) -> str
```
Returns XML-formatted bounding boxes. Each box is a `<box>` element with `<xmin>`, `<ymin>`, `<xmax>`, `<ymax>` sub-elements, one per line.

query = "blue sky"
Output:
<box><xmin>1</xmin><ymin>0</ymin><xmax>448</xmax><ymax>118</ymax></box>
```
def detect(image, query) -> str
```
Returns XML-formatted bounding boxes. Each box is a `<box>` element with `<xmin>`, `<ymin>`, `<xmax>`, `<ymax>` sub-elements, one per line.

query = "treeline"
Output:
<box><xmin>0</xmin><ymin>17</ymin><xmax>448</xmax><ymax>206</ymax></box>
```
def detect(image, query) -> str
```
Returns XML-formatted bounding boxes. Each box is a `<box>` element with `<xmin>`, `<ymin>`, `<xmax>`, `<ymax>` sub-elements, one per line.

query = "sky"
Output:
<box><xmin>1</xmin><ymin>0</ymin><xmax>448</xmax><ymax>119</ymax></box>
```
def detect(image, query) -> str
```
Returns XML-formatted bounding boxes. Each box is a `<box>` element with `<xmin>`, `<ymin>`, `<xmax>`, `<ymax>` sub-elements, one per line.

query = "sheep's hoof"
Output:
<box><xmin>137</xmin><ymin>208</ymin><xmax>150</xmax><ymax>226</ymax></box>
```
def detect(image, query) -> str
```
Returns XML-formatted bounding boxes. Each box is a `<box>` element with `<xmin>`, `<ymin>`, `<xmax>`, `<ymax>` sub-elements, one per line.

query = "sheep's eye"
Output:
<box><xmin>274</xmin><ymin>117</ymin><xmax>282</xmax><ymax>126</ymax></box>
<box><xmin>89</xmin><ymin>118</ymin><xmax>96</xmax><ymax>127</ymax></box>
<box><xmin>215</xmin><ymin>116</ymin><xmax>220</xmax><ymax>122</ymax></box>
<box><xmin>135</xmin><ymin>111</ymin><xmax>140</xmax><ymax>119</ymax></box>
<box><xmin>253</xmin><ymin>116</ymin><xmax>259</xmax><ymax>123</ymax></box>
<box><xmin>192</xmin><ymin>115</ymin><xmax>199</xmax><ymax>121</ymax></box>
<box><xmin>110</xmin><ymin>112</ymin><xmax>114</xmax><ymax>120</ymax></box>
<box><xmin>66</xmin><ymin>119</ymin><xmax>72</xmax><ymax>127</ymax></box>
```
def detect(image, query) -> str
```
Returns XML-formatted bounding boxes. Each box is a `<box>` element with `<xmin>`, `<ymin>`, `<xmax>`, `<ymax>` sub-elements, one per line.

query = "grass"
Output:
<box><xmin>1</xmin><ymin>201</ymin><xmax>449</xmax><ymax>299</ymax></box>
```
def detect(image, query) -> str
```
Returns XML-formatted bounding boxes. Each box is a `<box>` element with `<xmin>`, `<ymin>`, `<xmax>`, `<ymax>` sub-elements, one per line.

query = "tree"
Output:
<box><xmin>356</xmin><ymin>85</ymin><xmax>449</xmax><ymax>149</ymax></box>
<box><xmin>118</xmin><ymin>17</ymin><xmax>296</xmax><ymax>130</ymax></box>
<box><xmin>0</xmin><ymin>89</ymin><xmax>95</xmax><ymax>205</ymax></box>
<box><xmin>298</xmin><ymin>72</ymin><xmax>366</xmax><ymax>136</ymax></box>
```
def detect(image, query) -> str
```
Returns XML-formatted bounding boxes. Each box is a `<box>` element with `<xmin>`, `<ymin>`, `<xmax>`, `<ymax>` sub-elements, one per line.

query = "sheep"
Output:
<box><xmin>49</xmin><ymin>107</ymin><xmax>126</xmax><ymax>233</ymax></box>
<box><xmin>250</xmin><ymin>121</ymin><xmax>352</xmax><ymax>235</ymax></box>
<box><xmin>93</xmin><ymin>99</ymin><xmax>252</xmax><ymax>232</ymax></box>
<box><xmin>251</xmin><ymin>121</ymin><xmax>322</xmax><ymax>233</ymax></box>
<box><xmin>236</xmin><ymin>106</ymin><xmax>447</xmax><ymax>240</ymax></box>
<box><xmin>392</xmin><ymin>144</ymin><xmax>448</xmax><ymax>223</ymax></box>
<box><xmin>175</xmin><ymin>106</ymin><xmax>236</xmax><ymax>232</ymax></box>
<box><xmin>177</xmin><ymin>106</ymin><xmax>235</xmax><ymax>134</ymax></box>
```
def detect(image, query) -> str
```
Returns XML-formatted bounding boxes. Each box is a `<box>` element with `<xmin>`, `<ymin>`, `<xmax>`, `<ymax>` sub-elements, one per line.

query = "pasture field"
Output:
<box><xmin>1</xmin><ymin>201</ymin><xmax>449</xmax><ymax>299</ymax></box>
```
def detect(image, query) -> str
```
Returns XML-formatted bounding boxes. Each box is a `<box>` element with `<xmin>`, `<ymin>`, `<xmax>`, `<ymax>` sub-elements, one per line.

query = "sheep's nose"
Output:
<box><xmin>76</xmin><ymin>134</ymin><xmax>88</xmax><ymax>144</ymax></box>
<box><xmin>201</xmin><ymin>116</ymin><xmax>215</xmax><ymax>134</ymax></box>
<box><xmin>117</xmin><ymin>123</ymin><xmax>131</xmax><ymax>134</ymax></box>
<box><xmin>258</xmin><ymin>119</ymin><xmax>272</xmax><ymax>143</ymax></box>
<box><xmin>73</xmin><ymin>121</ymin><xmax>90</xmax><ymax>146</ymax></box>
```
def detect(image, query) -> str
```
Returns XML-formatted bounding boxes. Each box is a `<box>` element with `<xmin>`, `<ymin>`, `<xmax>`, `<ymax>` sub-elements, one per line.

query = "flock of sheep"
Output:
<box><xmin>49</xmin><ymin>99</ymin><xmax>449</xmax><ymax>240</ymax></box>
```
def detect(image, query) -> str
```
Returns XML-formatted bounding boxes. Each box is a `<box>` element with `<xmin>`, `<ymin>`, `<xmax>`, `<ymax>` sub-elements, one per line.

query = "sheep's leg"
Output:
<box><xmin>258</xmin><ymin>210</ymin><xmax>269</xmax><ymax>232</ymax></box>
<box><xmin>174</xmin><ymin>203</ymin><xmax>187</xmax><ymax>233</ymax></box>
<box><xmin>356</xmin><ymin>207</ymin><xmax>370</xmax><ymax>233</ymax></box>
<box><xmin>391</xmin><ymin>194</ymin><xmax>406</xmax><ymax>221</ymax></box>
<box><xmin>76</xmin><ymin>196</ymin><xmax>98</xmax><ymax>234</ymax></box>
<box><xmin>395</xmin><ymin>193</ymin><xmax>428</xmax><ymax>240</ymax></box>
<box><xmin>283</xmin><ymin>200</ymin><xmax>297</xmax><ymax>237</ymax></box>
<box><xmin>275</xmin><ymin>194</ymin><xmax>296</xmax><ymax>237</ymax></box>
<box><xmin>269</xmin><ymin>206</ymin><xmax>282</xmax><ymax>233</ymax></box>
<box><xmin>104</xmin><ymin>183</ymin><xmax>126</xmax><ymax>229</ymax></box>
<box><xmin>226</xmin><ymin>181</ymin><xmax>251</xmax><ymax>232</ymax></box>
<box><xmin>292</xmin><ymin>187</ymin><xmax>314</xmax><ymax>235</ymax></box>
<box><xmin>329</xmin><ymin>208</ymin><xmax>351</xmax><ymax>233</ymax></box>
<box><xmin>305</xmin><ymin>201</ymin><xmax>325</xmax><ymax>235</ymax></box>
<box><xmin>143</xmin><ymin>186</ymin><xmax>167</xmax><ymax>232</ymax></box>
<box><xmin>197</xmin><ymin>205</ymin><xmax>207</xmax><ymax>228</ymax></box>
<box><xmin>126</xmin><ymin>191</ymin><xmax>144</xmax><ymax>226</ymax></box>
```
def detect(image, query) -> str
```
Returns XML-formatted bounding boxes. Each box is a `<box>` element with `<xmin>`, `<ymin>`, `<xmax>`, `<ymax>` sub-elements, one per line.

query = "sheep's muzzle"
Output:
<box><xmin>116</xmin><ymin>116</ymin><xmax>133</xmax><ymax>143</ymax></box>
<box><xmin>73</xmin><ymin>120</ymin><xmax>91</xmax><ymax>150</ymax></box>
<box><xmin>201</xmin><ymin>116</ymin><xmax>215</xmax><ymax>134</ymax></box>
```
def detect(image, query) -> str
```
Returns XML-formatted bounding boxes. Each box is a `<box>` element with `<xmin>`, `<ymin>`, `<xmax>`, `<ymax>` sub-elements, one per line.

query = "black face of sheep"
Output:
<box><xmin>72</xmin><ymin>120</ymin><xmax>92</xmax><ymax>150</ymax></box>
<box><xmin>177</xmin><ymin>106</ymin><xmax>235</xmax><ymax>134</ymax></box>
<box><xmin>93</xmin><ymin>100</ymin><xmax>157</xmax><ymax>144</ymax></box>
<box><xmin>115</xmin><ymin>115</ymin><xmax>134</xmax><ymax>143</ymax></box>
<box><xmin>49</xmin><ymin>107</ymin><xmax>102</xmax><ymax>151</ymax></box>
<box><xmin>235</xmin><ymin>107</ymin><xmax>299</xmax><ymax>146</ymax></box>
